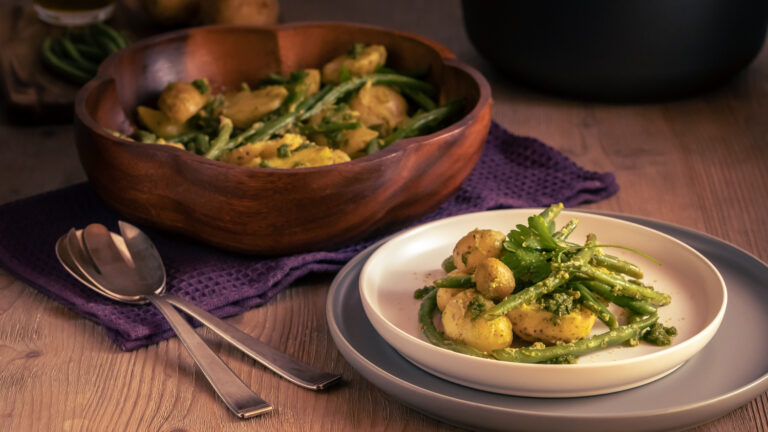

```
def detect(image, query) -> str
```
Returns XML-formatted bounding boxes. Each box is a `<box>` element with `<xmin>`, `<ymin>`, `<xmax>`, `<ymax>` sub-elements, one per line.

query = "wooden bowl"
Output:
<box><xmin>74</xmin><ymin>23</ymin><xmax>492</xmax><ymax>255</ymax></box>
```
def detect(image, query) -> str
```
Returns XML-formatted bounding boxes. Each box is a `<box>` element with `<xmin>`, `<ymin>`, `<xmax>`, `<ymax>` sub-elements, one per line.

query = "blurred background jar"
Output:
<box><xmin>34</xmin><ymin>0</ymin><xmax>115</xmax><ymax>25</ymax></box>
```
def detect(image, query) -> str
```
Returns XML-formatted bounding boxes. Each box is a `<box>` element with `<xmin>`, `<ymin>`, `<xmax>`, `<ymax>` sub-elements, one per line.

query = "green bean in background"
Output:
<box><xmin>41</xmin><ymin>37</ymin><xmax>92</xmax><ymax>85</ymax></box>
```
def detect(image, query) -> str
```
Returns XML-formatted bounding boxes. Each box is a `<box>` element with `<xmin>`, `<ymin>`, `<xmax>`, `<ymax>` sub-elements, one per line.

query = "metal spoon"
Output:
<box><xmin>56</xmin><ymin>223</ymin><xmax>341</xmax><ymax>390</ymax></box>
<box><xmin>63</xmin><ymin>226</ymin><xmax>273</xmax><ymax>419</ymax></box>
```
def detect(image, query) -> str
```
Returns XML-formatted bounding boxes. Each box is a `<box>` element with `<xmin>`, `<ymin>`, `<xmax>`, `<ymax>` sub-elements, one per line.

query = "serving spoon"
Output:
<box><xmin>55</xmin><ymin>223</ymin><xmax>341</xmax><ymax>390</ymax></box>
<box><xmin>58</xmin><ymin>226</ymin><xmax>272</xmax><ymax>418</ymax></box>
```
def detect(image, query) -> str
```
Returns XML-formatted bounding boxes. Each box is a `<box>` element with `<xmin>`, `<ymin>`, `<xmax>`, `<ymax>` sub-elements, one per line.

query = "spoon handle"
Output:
<box><xmin>148</xmin><ymin>295</ymin><xmax>273</xmax><ymax>418</ymax></box>
<box><xmin>164</xmin><ymin>293</ymin><xmax>342</xmax><ymax>390</ymax></box>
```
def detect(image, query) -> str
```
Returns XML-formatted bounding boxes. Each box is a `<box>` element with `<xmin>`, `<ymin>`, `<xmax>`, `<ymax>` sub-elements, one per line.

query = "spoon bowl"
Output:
<box><xmin>64</xmin><ymin>223</ymin><xmax>273</xmax><ymax>418</ymax></box>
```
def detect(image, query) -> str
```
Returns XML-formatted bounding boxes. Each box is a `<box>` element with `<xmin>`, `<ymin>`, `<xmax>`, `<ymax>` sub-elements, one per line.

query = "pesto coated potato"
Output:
<box><xmin>507</xmin><ymin>303</ymin><xmax>597</xmax><ymax>344</ymax></box>
<box><xmin>474</xmin><ymin>257</ymin><xmax>515</xmax><ymax>300</ymax></box>
<box><xmin>222</xmin><ymin>85</ymin><xmax>288</xmax><ymax>128</ymax></box>
<box><xmin>158</xmin><ymin>81</ymin><xmax>208</xmax><ymax>124</ymax></box>
<box><xmin>452</xmin><ymin>229</ymin><xmax>506</xmax><ymax>273</ymax></box>
<box><xmin>436</xmin><ymin>287</ymin><xmax>466</xmax><ymax>312</ymax></box>
<box><xmin>442</xmin><ymin>289</ymin><xmax>513</xmax><ymax>352</ymax></box>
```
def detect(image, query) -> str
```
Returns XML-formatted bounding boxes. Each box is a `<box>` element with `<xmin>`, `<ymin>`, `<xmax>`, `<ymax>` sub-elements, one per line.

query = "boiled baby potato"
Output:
<box><xmin>221</xmin><ymin>85</ymin><xmax>288</xmax><ymax>128</ymax></box>
<box><xmin>442</xmin><ymin>289</ymin><xmax>513</xmax><ymax>352</ymax></box>
<box><xmin>474</xmin><ymin>257</ymin><xmax>515</xmax><ymax>300</ymax></box>
<box><xmin>349</xmin><ymin>82</ymin><xmax>409</xmax><ymax>135</ymax></box>
<box><xmin>322</xmin><ymin>45</ymin><xmax>387</xmax><ymax>84</ymax></box>
<box><xmin>436</xmin><ymin>287</ymin><xmax>465</xmax><ymax>312</ymax></box>
<box><xmin>201</xmin><ymin>0</ymin><xmax>279</xmax><ymax>26</ymax></box>
<box><xmin>452</xmin><ymin>229</ymin><xmax>506</xmax><ymax>273</ymax></box>
<box><xmin>158</xmin><ymin>81</ymin><xmax>207</xmax><ymax>124</ymax></box>
<box><xmin>507</xmin><ymin>303</ymin><xmax>597</xmax><ymax>344</ymax></box>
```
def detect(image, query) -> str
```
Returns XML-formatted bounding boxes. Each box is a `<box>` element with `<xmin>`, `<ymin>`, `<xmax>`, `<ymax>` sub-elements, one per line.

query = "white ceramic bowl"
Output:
<box><xmin>359</xmin><ymin>209</ymin><xmax>727</xmax><ymax>397</ymax></box>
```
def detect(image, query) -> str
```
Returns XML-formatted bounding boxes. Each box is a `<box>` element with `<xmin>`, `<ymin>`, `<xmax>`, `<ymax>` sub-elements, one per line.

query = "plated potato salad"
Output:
<box><xmin>414</xmin><ymin>204</ymin><xmax>677</xmax><ymax>364</ymax></box>
<box><xmin>114</xmin><ymin>44</ymin><xmax>462</xmax><ymax>169</ymax></box>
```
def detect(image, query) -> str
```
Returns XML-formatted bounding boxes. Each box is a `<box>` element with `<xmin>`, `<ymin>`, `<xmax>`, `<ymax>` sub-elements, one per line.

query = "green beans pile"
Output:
<box><xmin>40</xmin><ymin>23</ymin><xmax>129</xmax><ymax>85</ymax></box>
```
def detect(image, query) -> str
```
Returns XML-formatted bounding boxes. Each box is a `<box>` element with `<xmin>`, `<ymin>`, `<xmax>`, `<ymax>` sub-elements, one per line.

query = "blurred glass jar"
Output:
<box><xmin>34</xmin><ymin>0</ymin><xmax>115</xmax><ymax>26</ymax></box>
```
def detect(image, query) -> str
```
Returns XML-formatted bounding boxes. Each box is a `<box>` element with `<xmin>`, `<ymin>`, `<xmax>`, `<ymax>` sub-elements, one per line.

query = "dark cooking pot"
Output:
<box><xmin>462</xmin><ymin>0</ymin><xmax>768</xmax><ymax>101</ymax></box>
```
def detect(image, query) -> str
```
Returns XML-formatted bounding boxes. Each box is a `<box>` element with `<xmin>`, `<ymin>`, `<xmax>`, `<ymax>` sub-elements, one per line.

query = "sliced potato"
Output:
<box><xmin>264</xmin><ymin>146</ymin><xmax>350</xmax><ymax>169</ymax></box>
<box><xmin>221</xmin><ymin>85</ymin><xmax>288</xmax><ymax>128</ymax></box>
<box><xmin>338</xmin><ymin>126</ymin><xmax>378</xmax><ymax>158</ymax></box>
<box><xmin>158</xmin><ymin>81</ymin><xmax>207</xmax><ymax>124</ymax></box>
<box><xmin>322</xmin><ymin>45</ymin><xmax>387</xmax><ymax>84</ymax></box>
<box><xmin>220</xmin><ymin>133</ymin><xmax>307</xmax><ymax>166</ymax></box>
<box><xmin>136</xmin><ymin>105</ymin><xmax>186</xmax><ymax>139</ymax></box>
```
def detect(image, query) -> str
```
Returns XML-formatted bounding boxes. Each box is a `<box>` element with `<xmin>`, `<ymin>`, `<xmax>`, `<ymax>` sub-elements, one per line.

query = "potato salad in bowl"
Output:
<box><xmin>116</xmin><ymin>43</ymin><xmax>462</xmax><ymax>169</ymax></box>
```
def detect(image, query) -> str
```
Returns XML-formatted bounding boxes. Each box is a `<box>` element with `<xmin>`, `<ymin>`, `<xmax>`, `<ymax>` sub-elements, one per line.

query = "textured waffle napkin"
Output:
<box><xmin>0</xmin><ymin>121</ymin><xmax>617</xmax><ymax>350</ymax></box>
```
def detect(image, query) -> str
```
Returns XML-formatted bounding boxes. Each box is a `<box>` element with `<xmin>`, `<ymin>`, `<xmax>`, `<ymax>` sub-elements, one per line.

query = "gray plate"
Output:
<box><xmin>326</xmin><ymin>211</ymin><xmax>768</xmax><ymax>432</ymax></box>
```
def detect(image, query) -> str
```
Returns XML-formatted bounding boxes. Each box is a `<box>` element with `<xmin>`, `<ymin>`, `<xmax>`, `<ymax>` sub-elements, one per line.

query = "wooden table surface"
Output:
<box><xmin>1</xmin><ymin>1</ymin><xmax>767</xmax><ymax>431</ymax></box>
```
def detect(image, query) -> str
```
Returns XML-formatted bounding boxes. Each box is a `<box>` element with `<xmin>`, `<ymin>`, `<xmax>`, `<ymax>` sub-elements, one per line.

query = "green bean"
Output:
<box><xmin>571</xmin><ymin>281</ymin><xmax>618</xmax><ymax>329</ymax></box>
<box><xmin>365</xmin><ymin>137</ymin><xmax>380</xmax><ymax>155</ymax></box>
<box><xmin>433</xmin><ymin>275</ymin><xmax>474</xmax><ymax>289</ymax></box>
<box><xmin>40</xmin><ymin>37</ymin><xmax>92</xmax><ymax>85</ymax></box>
<box><xmin>575</xmin><ymin>265</ymin><xmax>671</xmax><ymax>306</ymax></box>
<box><xmin>71</xmin><ymin>42</ymin><xmax>106</xmax><ymax>62</ymax></box>
<box><xmin>553</xmin><ymin>218</ymin><xmax>578</xmax><ymax>242</ymax></box>
<box><xmin>81</xmin><ymin>26</ymin><xmax>109</xmax><ymax>57</ymax></box>
<box><xmin>401</xmin><ymin>87</ymin><xmax>436</xmax><ymax>111</ymax></box>
<box><xmin>592</xmin><ymin>253</ymin><xmax>644</xmax><ymax>279</ymax></box>
<box><xmin>193</xmin><ymin>134</ymin><xmax>210</xmax><ymax>154</ymax></box>
<box><xmin>208</xmin><ymin>117</ymin><xmax>233</xmax><ymax>157</ymax></box>
<box><xmin>95</xmin><ymin>34</ymin><xmax>120</xmax><ymax>54</ymax></box>
<box><xmin>540</xmin><ymin>202</ymin><xmax>564</xmax><ymax>226</ymax></box>
<box><xmin>579</xmin><ymin>280</ymin><xmax>657</xmax><ymax>315</ymax></box>
<box><xmin>491</xmin><ymin>314</ymin><xmax>658</xmax><ymax>363</ymax></box>
<box><xmin>441</xmin><ymin>256</ymin><xmax>456</xmax><ymax>273</ymax></box>
<box><xmin>300</xmin><ymin>121</ymin><xmax>361</xmax><ymax>135</ymax></box>
<box><xmin>417</xmin><ymin>288</ymin><xmax>491</xmax><ymax>358</ymax></box>
<box><xmin>481</xmin><ymin>272</ymin><xmax>569</xmax><ymax>320</ymax></box>
<box><xmin>133</xmin><ymin>129</ymin><xmax>157</xmax><ymax>143</ymax></box>
<box><xmin>60</xmin><ymin>38</ymin><xmax>98</xmax><ymax>75</ymax></box>
<box><xmin>92</xmin><ymin>22</ymin><xmax>127</xmax><ymax>49</ymax></box>
<box><xmin>382</xmin><ymin>99</ymin><xmax>463</xmax><ymax>147</ymax></box>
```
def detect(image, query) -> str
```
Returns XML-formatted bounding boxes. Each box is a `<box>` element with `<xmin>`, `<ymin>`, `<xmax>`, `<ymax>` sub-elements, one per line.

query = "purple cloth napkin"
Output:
<box><xmin>0</xmin><ymin>122</ymin><xmax>617</xmax><ymax>350</ymax></box>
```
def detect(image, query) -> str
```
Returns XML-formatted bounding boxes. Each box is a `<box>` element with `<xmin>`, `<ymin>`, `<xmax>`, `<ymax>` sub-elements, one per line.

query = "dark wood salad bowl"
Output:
<box><xmin>74</xmin><ymin>22</ymin><xmax>492</xmax><ymax>255</ymax></box>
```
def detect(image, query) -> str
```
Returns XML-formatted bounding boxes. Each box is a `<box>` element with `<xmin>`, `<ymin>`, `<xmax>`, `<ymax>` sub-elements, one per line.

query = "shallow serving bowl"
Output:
<box><xmin>359</xmin><ymin>209</ymin><xmax>727</xmax><ymax>397</ymax></box>
<box><xmin>74</xmin><ymin>22</ymin><xmax>491</xmax><ymax>255</ymax></box>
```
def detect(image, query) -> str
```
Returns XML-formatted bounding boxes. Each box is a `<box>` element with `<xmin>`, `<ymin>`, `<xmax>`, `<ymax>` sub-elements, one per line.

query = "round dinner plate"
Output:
<box><xmin>327</xmin><ymin>210</ymin><xmax>768</xmax><ymax>432</ymax></box>
<box><xmin>358</xmin><ymin>209</ymin><xmax>727</xmax><ymax>397</ymax></box>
